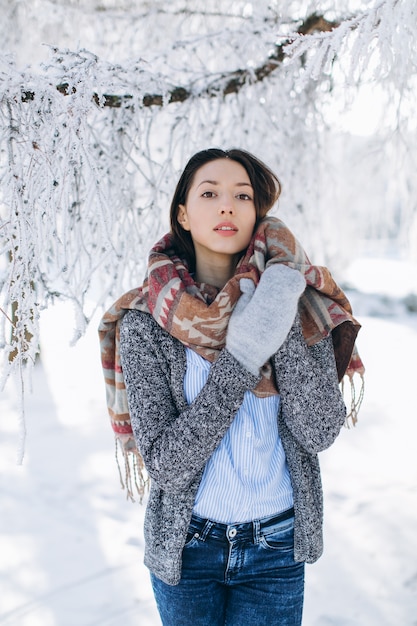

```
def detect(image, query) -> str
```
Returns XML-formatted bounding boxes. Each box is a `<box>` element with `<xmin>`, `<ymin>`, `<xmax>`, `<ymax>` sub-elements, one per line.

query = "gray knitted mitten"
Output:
<box><xmin>226</xmin><ymin>264</ymin><xmax>306</xmax><ymax>375</ymax></box>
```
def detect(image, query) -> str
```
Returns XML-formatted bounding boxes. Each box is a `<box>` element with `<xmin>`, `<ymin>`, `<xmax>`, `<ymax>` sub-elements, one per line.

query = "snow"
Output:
<box><xmin>1</xmin><ymin>258</ymin><xmax>416</xmax><ymax>626</ymax></box>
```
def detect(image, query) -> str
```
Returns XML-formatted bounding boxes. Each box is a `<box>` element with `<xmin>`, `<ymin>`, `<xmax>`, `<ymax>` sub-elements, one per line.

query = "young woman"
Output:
<box><xmin>99</xmin><ymin>148</ymin><xmax>363</xmax><ymax>625</ymax></box>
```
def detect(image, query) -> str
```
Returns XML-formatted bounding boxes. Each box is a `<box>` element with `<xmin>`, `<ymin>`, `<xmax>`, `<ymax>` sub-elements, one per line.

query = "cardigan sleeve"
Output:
<box><xmin>274</xmin><ymin>315</ymin><xmax>347</xmax><ymax>454</ymax></box>
<box><xmin>119</xmin><ymin>310</ymin><xmax>260</xmax><ymax>493</ymax></box>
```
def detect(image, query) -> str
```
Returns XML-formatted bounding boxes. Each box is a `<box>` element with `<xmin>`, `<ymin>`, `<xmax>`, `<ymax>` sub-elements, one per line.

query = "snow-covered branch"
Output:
<box><xmin>14</xmin><ymin>1</ymin><xmax>415</xmax><ymax>110</ymax></box>
<box><xmin>19</xmin><ymin>12</ymin><xmax>339</xmax><ymax>108</ymax></box>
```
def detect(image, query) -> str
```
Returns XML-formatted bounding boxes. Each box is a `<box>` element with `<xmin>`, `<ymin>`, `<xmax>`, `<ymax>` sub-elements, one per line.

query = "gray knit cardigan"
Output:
<box><xmin>119</xmin><ymin>310</ymin><xmax>347</xmax><ymax>586</ymax></box>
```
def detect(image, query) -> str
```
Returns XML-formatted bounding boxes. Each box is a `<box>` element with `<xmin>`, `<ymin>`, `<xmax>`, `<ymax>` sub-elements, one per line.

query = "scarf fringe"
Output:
<box><xmin>342</xmin><ymin>374</ymin><xmax>365</xmax><ymax>428</ymax></box>
<box><xmin>115</xmin><ymin>438</ymin><xmax>149</xmax><ymax>503</ymax></box>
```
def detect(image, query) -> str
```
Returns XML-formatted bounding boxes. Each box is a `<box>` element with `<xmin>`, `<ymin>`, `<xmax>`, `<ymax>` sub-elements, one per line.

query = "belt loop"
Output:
<box><xmin>253</xmin><ymin>519</ymin><xmax>261</xmax><ymax>545</ymax></box>
<box><xmin>200</xmin><ymin>519</ymin><xmax>214</xmax><ymax>542</ymax></box>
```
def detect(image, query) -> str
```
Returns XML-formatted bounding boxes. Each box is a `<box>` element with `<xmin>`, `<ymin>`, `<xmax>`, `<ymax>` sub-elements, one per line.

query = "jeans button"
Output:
<box><xmin>228</xmin><ymin>528</ymin><xmax>237</xmax><ymax>539</ymax></box>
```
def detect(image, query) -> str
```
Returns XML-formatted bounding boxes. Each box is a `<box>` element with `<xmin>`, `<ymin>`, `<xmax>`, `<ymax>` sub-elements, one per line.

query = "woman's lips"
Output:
<box><xmin>214</xmin><ymin>222</ymin><xmax>238</xmax><ymax>236</ymax></box>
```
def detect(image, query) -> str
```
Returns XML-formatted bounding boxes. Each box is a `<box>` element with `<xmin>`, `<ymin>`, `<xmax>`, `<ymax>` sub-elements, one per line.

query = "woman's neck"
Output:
<box><xmin>195</xmin><ymin>255</ymin><xmax>238</xmax><ymax>289</ymax></box>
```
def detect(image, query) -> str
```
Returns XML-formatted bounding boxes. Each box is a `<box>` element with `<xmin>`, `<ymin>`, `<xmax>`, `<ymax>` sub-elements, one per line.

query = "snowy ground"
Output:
<box><xmin>1</xmin><ymin>258</ymin><xmax>416</xmax><ymax>626</ymax></box>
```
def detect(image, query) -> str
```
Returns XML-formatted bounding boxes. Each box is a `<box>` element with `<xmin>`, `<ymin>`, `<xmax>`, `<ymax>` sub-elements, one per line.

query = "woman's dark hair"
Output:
<box><xmin>170</xmin><ymin>148</ymin><xmax>281</xmax><ymax>269</ymax></box>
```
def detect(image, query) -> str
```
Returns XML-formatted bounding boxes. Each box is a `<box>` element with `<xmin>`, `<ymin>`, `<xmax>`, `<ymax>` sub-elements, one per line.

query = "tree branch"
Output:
<box><xmin>20</xmin><ymin>13</ymin><xmax>339</xmax><ymax>109</ymax></box>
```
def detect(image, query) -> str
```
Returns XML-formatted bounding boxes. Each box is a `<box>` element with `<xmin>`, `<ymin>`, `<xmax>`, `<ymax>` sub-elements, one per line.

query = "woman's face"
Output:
<box><xmin>177</xmin><ymin>159</ymin><xmax>256</xmax><ymax>266</ymax></box>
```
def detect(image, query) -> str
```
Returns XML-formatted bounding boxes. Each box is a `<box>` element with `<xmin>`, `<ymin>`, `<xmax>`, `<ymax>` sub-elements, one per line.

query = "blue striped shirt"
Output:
<box><xmin>184</xmin><ymin>348</ymin><xmax>294</xmax><ymax>524</ymax></box>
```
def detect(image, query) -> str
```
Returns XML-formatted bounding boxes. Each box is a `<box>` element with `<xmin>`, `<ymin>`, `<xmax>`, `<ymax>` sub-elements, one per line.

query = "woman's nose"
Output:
<box><xmin>218</xmin><ymin>200</ymin><xmax>235</xmax><ymax>215</ymax></box>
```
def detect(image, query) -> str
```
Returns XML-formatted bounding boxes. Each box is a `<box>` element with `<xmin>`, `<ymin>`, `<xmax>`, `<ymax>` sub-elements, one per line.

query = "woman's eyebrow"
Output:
<box><xmin>196</xmin><ymin>180</ymin><xmax>253</xmax><ymax>188</ymax></box>
<box><xmin>196</xmin><ymin>179</ymin><xmax>218</xmax><ymax>188</ymax></box>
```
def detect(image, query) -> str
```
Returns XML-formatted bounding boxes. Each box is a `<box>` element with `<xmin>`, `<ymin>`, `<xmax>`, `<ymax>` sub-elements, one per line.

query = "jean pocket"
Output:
<box><xmin>259</xmin><ymin>517</ymin><xmax>294</xmax><ymax>551</ymax></box>
<box><xmin>183</xmin><ymin>522</ymin><xmax>202</xmax><ymax>548</ymax></box>
<box><xmin>183</xmin><ymin>534</ymin><xmax>200</xmax><ymax>548</ymax></box>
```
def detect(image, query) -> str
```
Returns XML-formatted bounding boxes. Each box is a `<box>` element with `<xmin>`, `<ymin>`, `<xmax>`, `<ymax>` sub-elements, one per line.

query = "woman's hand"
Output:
<box><xmin>226</xmin><ymin>264</ymin><xmax>306</xmax><ymax>375</ymax></box>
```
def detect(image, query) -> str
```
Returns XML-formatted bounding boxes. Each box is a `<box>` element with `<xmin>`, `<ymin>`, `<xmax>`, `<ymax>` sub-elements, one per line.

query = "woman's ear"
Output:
<box><xmin>177</xmin><ymin>205</ymin><xmax>190</xmax><ymax>231</ymax></box>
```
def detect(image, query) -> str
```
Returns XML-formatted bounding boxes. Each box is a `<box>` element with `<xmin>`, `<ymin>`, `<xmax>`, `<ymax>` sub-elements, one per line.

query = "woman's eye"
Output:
<box><xmin>202</xmin><ymin>191</ymin><xmax>215</xmax><ymax>198</ymax></box>
<box><xmin>237</xmin><ymin>193</ymin><xmax>252</xmax><ymax>201</ymax></box>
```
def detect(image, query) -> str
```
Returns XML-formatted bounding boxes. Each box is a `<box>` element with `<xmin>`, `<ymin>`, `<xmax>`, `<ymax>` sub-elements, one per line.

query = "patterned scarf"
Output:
<box><xmin>99</xmin><ymin>216</ymin><xmax>364</xmax><ymax>500</ymax></box>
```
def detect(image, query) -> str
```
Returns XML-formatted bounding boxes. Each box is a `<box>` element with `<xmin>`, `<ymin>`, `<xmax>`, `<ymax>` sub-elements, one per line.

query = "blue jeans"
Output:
<box><xmin>151</xmin><ymin>508</ymin><xmax>304</xmax><ymax>626</ymax></box>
